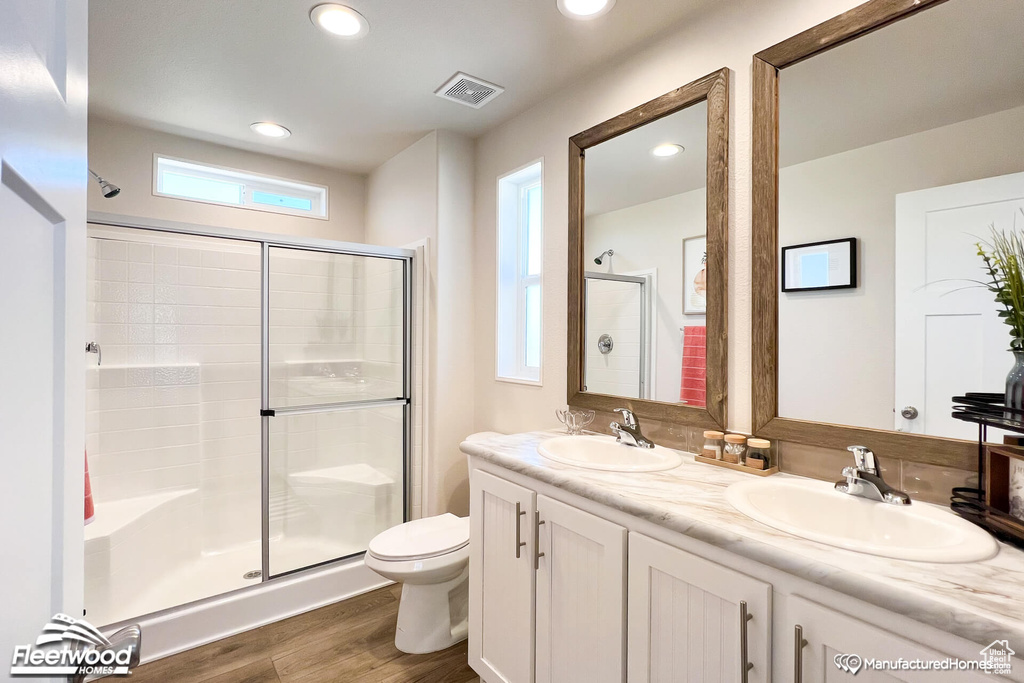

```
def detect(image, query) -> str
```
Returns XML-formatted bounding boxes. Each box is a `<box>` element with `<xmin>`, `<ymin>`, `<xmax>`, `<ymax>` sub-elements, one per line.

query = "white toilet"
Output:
<box><xmin>364</xmin><ymin>512</ymin><xmax>470</xmax><ymax>654</ymax></box>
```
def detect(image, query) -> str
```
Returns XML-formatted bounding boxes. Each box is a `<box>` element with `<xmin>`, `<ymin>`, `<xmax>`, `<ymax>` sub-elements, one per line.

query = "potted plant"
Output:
<box><xmin>977</xmin><ymin>228</ymin><xmax>1024</xmax><ymax>419</ymax></box>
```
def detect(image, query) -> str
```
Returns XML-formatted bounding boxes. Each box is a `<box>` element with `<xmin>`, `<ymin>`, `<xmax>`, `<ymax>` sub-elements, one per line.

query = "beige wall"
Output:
<box><xmin>472</xmin><ymin>0</ymin><xmax>867</xmax><ymax>436</ymax></box>
<box><xmin>88</xmin><ymin>117</ymin><xmax>366</xmax><ymax>241</ymax></box>
<box><xmin>366</xmin><ymin>131</ymin><xmax>476</xmax><ymax>517</ymax></box>
<box><xmin>778</xmin><ymin>105</ymin><xmax>1024</xmax><ymax>429</ymax></box>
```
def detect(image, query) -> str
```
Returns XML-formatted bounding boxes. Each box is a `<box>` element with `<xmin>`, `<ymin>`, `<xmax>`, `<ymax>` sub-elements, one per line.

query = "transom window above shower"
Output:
<box><xmin>154</xmin><ymin>155</ymin><xmax>329</xmax><ymax>219</ymax></box>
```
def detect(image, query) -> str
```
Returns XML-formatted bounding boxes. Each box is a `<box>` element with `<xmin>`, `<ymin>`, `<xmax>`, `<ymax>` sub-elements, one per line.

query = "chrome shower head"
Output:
<box><xmin>594</xmin><ymin>249</ymin><xmax>614</xmax><ymax>265</ymax></box>
<box><xmin>89</xmin><ymin>169</ymin><xmax>121</xmax><ymax>198</ymax></box>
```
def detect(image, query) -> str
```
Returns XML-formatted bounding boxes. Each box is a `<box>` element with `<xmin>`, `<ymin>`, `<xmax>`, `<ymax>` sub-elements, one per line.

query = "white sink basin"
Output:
<box><xmin>538</xmin><ymin>435</ymin><xmax>683</xmax><ymax>472</ymax></box>
<box><xmin>725</xmin><ymin>478</ymin><xmax>998</xmax><ymax>563</ymax></box>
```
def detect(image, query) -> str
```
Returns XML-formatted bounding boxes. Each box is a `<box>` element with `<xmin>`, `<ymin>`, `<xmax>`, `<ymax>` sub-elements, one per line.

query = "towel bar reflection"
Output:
<box><xmin>86</xmin><ymin>341</ymin><xmax>101</xmax><ymax>366</ymax></box>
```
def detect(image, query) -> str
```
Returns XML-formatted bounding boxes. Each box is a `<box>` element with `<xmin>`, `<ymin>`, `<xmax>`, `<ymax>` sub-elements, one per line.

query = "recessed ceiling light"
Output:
<box><xmin>310</xmin><ymin>4</ymin><xmax>370</xmax><ymax>38</ymax></box>
<box><xmin>250</xmin><ymin>122</ymin><xmax>292</xmax><ymax>139</ymax></box>
<box><xmin>652</xmin><ymin>143</ymin><xmax>684</xmax><ymax>157</ymax></box>
<box><xmin>557</xmin><ymin>0</ymin><xmax>616</xmax><ymax>20</ymax></box>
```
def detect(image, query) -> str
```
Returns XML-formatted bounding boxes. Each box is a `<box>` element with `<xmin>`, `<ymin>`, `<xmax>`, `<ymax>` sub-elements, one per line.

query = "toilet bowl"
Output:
<box><xmin>364</xmin><ymin>513</ymin><xmax>470</xmax><ymax>654</ymax></box>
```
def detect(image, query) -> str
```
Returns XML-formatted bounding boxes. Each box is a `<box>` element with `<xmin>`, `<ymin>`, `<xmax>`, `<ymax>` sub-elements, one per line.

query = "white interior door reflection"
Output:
<box><xmin>895</xmin><ymin>172</ymin><xmax>1024</xmax><ymax>438</ymax></box>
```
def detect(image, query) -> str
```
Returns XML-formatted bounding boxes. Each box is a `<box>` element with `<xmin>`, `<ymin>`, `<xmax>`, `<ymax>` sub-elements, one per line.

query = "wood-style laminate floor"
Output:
<box><xmin>128</xmin><ymin>585</ymin><xmax>480</xmax><ymax>683</ymax></box>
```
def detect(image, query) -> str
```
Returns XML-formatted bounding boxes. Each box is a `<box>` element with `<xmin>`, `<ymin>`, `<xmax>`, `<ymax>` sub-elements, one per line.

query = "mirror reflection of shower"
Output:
<box><xmin>593</xmin><ymin>248</ymin><xmax>613</xmax><ymax>265</ymax></box>
<box><xmin>88</xmin><ymin>169</ymin><xmax>121</xmax><ymax>198</ymax></box>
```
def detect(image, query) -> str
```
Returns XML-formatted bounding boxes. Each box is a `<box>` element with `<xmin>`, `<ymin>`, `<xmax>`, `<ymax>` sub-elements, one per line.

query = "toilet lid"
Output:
<box><xmin>368</xmin><ymin>513</ymin><xmax>469</xmax><ymax>561</ymax></box>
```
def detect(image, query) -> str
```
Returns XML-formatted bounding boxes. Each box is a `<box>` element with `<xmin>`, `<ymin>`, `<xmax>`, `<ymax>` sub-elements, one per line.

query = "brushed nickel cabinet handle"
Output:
<box><xmin>535</xmin><ymin>513</ymin><xmax>545</xmax><ymax>570</ymax></box>
<box><xmin>794</xmin><ymin>624</ymin><xmax>808</xmax><ymax>683</ymax></box>
<box><xmin>515</xmin><ymin>502</ymin><xmax>526</xmax><ymax>559</ymax></box>
<box><xmin>740</xmin><ymin>601</ymin><xmax>754</xmax><ymax>682</ymax></box>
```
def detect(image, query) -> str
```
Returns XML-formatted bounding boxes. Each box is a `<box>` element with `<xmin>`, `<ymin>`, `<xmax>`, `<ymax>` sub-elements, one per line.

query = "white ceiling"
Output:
<box><xmin>584</xmin><ymin>101</ymin><xmax>708</xmax><ymax>216</ymax></box>
<box><xmin>780</xmin><ymin>0</ymin><xmax>1024</xmax><ymax>167</ymax></box>
<box><xmin>88</xmin><ymin>0</ymin><xmax>719</xmax><ymax>173</ymax></box>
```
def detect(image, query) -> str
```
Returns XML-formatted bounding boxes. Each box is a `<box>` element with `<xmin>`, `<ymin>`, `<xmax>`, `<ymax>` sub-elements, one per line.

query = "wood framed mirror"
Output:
<box><xmin>568</xmin><ymin>68</ymin><xmax>729</xmax><ymax>429</ymax></box>
<box><xmin>752</xmin><ymin>0</ymin><xmax>1024</xmax><ymax>469</ymax></box>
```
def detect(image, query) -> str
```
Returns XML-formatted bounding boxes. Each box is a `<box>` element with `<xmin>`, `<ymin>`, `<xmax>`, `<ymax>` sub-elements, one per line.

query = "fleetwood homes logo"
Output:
<box><xmin>10</xmin><ymin>614</ymin><xmax>137</xmax><ymax>677</ymax></box>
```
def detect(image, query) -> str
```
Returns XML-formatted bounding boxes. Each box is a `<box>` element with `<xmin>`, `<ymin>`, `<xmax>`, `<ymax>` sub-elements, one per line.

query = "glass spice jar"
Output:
<box><xmin>723</xmin><ymin>434</ymin><xmax>747</xmax><ymax>464</ymax></box>
<box><xmin>702</xmin><ymin>431</ymin><xmax>725</xmax><ymax>460</ymax></box>
<box><xmin>746</xmin><ymin>438</ymin><xmax>772</xmax><ymax>470</ymax></box>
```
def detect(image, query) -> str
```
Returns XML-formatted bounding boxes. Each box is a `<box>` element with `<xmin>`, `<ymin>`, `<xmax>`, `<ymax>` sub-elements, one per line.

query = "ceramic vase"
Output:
<box><xmin>1005</xmin><ymin>349</ymin><xmax>1024</xmax><ymax>423</ymax></box>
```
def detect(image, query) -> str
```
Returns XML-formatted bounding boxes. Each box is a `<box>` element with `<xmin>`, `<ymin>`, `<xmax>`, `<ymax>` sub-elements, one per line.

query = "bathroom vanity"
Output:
<box><xmin>462</xmin><ymin>432</ymin><xmax>1024</xmax><ymax>683</ymax></box>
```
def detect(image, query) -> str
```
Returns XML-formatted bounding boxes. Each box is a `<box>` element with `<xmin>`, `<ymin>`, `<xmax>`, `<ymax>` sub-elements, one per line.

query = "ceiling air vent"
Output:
<box><xmin>435</xmin><ymin>72</ymin><xmax>505</xmax><ymax>109</ymax></box>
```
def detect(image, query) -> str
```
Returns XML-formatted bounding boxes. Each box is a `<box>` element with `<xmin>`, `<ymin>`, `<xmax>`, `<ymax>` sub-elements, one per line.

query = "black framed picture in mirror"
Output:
<box><xmin>781</xmin><ymin>237</ymin><xmax>857</xmax><ymax>292</ymax></box>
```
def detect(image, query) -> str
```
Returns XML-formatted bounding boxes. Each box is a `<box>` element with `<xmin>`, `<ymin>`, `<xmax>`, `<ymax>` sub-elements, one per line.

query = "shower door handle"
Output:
<box><xmin>86</xmin><ymin>342</ymin><xmax>101</xmax><ymax>366</ymax></box>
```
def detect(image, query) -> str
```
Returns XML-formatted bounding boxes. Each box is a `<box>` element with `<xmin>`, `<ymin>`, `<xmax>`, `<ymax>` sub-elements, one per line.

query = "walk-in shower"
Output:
<box><xmin>83</xmin><ymin>217</ymin><xmax>411</xmax><ymax>629</ymax></box>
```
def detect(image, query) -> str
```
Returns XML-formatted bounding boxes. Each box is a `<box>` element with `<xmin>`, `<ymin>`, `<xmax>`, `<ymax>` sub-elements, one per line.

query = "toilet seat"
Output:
<box><xmin>367</xmin><ymin>513</ymin><xmax>469</xmax><ymax>562</ymax></box>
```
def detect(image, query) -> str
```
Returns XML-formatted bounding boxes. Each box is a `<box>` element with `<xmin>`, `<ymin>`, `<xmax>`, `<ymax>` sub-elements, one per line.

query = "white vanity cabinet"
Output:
<box><xmin>628</xmin><ymin>533</ymin><xmax>772</xmax><ymax>683</ymax></box>
<box><xmin>469</xmin><ymin>468</ymin><xmax>628</xmax><ymax>683</ymax></box>
<box><xmin>469</xmin><ymin>469</ymin><xmax>537</xmax><ymax>683</ymax></box>
<box><xmin>787</xmin><ymin>596</ymin><xmax>995</xmax><ymax>683</ymax></box>
<box><xmin>536</xmin><ymin>495</ymin><xmax>627</xmax><ymax>683</ymax></box>
<box><xmin>468</xmin><ymin>462</ymin><xmax>1021</xmax><ymax>683</ymax></box>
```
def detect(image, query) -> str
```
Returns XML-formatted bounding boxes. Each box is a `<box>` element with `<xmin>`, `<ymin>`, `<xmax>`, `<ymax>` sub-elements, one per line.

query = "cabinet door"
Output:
<box><xmin>469</xmin><ymin>469</ymin><xmax>537</xmax><ymax>683</ymax></box>
<box><xmin>788</xmin><ymin>596</ymin><xmax>997</xmax><ymax>683</ymax></box>
<box><xmin>627</xmin><ymin>533</ymin><xmax>772</xmax><ymax>683</ymax></box>
<box><xmin>536</xmin><ymin>495</ymin><xmax>627</xmax><ymax>683</ymax></box>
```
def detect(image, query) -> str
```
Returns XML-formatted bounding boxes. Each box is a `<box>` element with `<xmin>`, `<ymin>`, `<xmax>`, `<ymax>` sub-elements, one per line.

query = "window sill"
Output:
<box><xmin>495</xmin><ymin>375</ymin><xmax>543</xmax><ymax>388</ymax></box>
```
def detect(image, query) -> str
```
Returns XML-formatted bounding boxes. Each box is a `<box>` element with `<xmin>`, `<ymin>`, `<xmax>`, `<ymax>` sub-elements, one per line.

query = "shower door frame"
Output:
<box><xmin>87</xmin><ymin>211</ymin><xmax>414</xmax><ymax>591</ymax></box>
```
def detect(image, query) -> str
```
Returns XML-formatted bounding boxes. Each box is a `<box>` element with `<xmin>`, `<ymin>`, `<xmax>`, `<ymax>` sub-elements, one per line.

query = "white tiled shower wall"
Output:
<box><xmin>86</xmin><ymin>232</ymin><xmax>263</xmax><ymax>553</ymax></box>
<box><xmin>86</xmin><ymin>228</ymin><xmax>410</xmax><ymax>570</ymax></box>
<box><xmin>584</xmin><ymin>278</ymin><xmax>643</xmax><ymax>398</ymax></box>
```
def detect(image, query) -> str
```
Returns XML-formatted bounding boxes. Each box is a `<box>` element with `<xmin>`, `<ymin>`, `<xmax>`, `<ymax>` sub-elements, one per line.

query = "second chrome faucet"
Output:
<box><xmin>834</xmin><ymin>445</ymin><xmax>911</xmax><ymax>505</ymax></box>
<box><xmin>610</xmin><ymin>408</ymin><xmax>655</xmax><ymax>449</ymax></box>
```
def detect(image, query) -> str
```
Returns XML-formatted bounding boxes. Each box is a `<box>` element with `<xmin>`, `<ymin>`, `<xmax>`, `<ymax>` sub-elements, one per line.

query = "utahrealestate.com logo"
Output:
<box><xmin>10</xmin><ymin>614</ymin><xmax>136</xmax><ymax>677</ymax></box>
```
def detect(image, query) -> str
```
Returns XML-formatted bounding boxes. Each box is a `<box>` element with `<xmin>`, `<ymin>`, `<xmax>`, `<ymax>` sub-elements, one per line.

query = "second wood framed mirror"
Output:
<box><xmin>752</xmin><ymin>0</ymin><xmax>1024</xmax><ymax>469</ymax></box>
<box><xmin>567</xmin><ymin>68</ymin><xmax>729</xmax><ymax>429</ymax></box>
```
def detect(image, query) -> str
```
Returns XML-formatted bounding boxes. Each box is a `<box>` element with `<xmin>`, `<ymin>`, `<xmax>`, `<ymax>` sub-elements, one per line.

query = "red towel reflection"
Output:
<box><xmin>679</xmin><ymin>326</ymin><xmax>706</xmax><ymax>408</ymax></box>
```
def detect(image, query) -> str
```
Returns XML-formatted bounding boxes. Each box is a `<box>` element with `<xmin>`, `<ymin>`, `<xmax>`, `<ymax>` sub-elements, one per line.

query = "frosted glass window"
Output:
<box><xmin>252</xmin><ymin>191</ymin><xmax>314</xmax><ymax>211</ymax></box>
<box><xmin>525</xmin><ymin>284</ymin><xmax>541</xmax><ymax>368</ymax></box>
<box><xmin>155</xmin><ymin>156</ymin><xmax>328</xmax><ymax>219</ymax></box>
<box><xmin>496</xmin><ymin>161</ymin><xmax>543</xmax><ymax>383</ymax></box>
<box><xmin>525</xmin><ymin>185</ymin><xmax>542</xmax><ymax>276</ymax></box>
<box><xmin>160</xmin><ymin>172</ymin><xmax>243</xmax><ymax>205</ymax></box>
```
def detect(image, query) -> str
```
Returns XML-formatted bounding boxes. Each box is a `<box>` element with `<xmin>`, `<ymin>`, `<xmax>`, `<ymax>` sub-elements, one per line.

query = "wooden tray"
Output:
<box><xmin>694</xmin><ymin>454</ymin><xmax>778</xmax><ymax>477</ymax></box>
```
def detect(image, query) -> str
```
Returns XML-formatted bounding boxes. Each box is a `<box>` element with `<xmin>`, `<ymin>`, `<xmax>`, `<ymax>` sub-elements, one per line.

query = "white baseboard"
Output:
<box><xmin>119</xmin><ymin>557</ymin><xmax>390</xmax><ymax>664</ymax></box>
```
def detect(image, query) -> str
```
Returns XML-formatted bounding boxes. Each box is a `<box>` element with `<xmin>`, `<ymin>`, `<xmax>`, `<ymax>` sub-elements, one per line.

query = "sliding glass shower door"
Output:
<box><xmin>84</xmin><ymin>219</ymin><xmax>412</xmax><ymax>626</ymax></box>
<box><xmin>264</xmin><ymin>247</ymin><xmax>409</xmax><ymax>577</ymax></box>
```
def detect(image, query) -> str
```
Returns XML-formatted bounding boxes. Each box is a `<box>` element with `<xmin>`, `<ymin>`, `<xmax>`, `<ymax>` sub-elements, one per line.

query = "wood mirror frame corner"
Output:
<box><xmin>750</xmin><ymin>0</ymin><xmax>976</xmax><ymax>470</ymax></box>
<box><xmin>567</xmin><ymin>68</ymin><xmax>730</xmax><ymax>430</ymax></box>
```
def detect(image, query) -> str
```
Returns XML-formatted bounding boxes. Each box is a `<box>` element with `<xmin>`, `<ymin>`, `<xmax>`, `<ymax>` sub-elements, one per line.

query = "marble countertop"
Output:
<box><xmin>461</xmin><ymin>430</ymin><xmax>1024</xmax><ymax>650</ymax></box>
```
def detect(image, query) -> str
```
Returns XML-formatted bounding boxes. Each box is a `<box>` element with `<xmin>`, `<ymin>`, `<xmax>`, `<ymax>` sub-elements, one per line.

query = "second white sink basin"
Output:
<box><xmin>538</xmin><ymin>435</ymin><xmax>683</xmax><ymax>472</ymax></box>
<box><xmin>725</xmin><ymin>478</ymin><xmax>998</xmax><ymax>563</ymax></box>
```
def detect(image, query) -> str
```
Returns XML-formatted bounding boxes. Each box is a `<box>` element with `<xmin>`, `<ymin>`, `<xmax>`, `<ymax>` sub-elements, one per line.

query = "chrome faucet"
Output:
<box><xmin>610</xmin><ymin>408</ymin><xmax>654</xmax><ymax>449</ymax></box>
<box><xmin>835</xmin><ymin>446</ymin><xmax>911</xmax><ymax>505</ymax></box>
